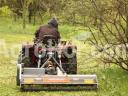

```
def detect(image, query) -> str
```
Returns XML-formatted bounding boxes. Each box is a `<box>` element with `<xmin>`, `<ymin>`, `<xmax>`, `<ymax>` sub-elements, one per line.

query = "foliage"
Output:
<box><xmin>0</xmin><ymin>6</ymin><xmax>11</xmax><ymax>16</ymax></box>
<box><xmin>88</xmin><ymin>0</ymin><xmax>128</xmax><ymax>71</ymax></box>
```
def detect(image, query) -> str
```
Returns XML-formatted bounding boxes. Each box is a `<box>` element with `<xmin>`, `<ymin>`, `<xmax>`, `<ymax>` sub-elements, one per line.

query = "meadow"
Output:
<box><xmin>0</xmin><ymin>17</ymin><xmax>128</xmax><ymax>96</ymax></box>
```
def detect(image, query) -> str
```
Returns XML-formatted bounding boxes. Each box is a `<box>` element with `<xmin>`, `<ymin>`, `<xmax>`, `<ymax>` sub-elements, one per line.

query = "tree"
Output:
<box><xmin>88</xmin><ymin>0</ymin><xmax>128</xmax><ymax>71</ymax></box>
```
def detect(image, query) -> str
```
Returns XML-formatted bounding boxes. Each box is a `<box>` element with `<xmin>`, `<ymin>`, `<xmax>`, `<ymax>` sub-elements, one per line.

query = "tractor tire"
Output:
<box><xmin>18</xmin><ymin>49</ymin><xmax>31</xmax><ymax>67</ymax></box>
<box><xmin>16</xmin><ymin>67</ymin><xmax>20</xmax><ymax>86</ymax></box>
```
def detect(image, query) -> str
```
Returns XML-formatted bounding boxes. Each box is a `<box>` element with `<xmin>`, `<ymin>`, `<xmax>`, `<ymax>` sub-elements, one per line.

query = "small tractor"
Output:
<box><xmin>16</xmin><ymin>35</ymin><xmax>98</xmax><ymax>90</ymax></box>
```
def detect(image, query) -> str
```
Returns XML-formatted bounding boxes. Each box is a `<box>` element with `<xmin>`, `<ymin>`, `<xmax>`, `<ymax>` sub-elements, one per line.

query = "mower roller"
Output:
<box><xmin>16</xmin><ymin>35</ymin><xmax>98</xmax><ymax>91</ymax></box>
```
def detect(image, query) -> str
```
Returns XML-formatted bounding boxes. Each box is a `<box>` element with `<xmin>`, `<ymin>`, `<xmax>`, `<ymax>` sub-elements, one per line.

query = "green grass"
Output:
<box><xmin>0</xmin><ymin>17</ymin><xmax>128</xmax><ymax>96</ymax></box>
<box><xmin>0</xmin><ymin>17</ymin><xmax>89</xmax><ymax>40</ymax></box>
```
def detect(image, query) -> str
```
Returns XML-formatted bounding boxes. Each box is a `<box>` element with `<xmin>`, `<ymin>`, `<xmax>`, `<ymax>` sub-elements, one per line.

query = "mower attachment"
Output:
<box><xmin>19</xmin><ymin>68</ymin><xmax>98</xmax><ymax>91</ymax></box>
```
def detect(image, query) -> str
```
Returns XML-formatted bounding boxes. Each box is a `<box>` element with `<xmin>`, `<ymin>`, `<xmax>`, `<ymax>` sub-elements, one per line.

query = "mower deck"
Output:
<box><xmin>19</xmin><ymin>68</ymin><xmax>98</xmax><ymax>90</ymax></box>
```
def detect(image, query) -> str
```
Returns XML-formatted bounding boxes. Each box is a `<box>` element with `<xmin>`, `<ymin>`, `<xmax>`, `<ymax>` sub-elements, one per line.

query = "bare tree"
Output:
<box><xmin>88</xmin><ymin>0</ymin><xmax>128</xmax><ymax>71</ymax></box>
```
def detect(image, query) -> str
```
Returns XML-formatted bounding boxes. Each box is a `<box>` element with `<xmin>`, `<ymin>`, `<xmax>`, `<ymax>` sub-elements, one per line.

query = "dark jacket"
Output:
<box><xmin>34</xmin><ymin>24</ymin><xmax>60</xmax><ymax>43</ymax></box>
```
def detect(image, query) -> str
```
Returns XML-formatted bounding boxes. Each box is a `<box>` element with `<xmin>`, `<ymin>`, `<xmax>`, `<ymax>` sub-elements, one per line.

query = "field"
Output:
<box><xmin>0</xmin><ymin>18</ymin><xmax>128</xmax><ymax>96</ymax></box>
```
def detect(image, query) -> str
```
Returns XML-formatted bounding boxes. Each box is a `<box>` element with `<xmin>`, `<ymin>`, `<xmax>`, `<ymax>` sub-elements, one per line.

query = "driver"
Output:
<box><xmin>34</xmin><ymin>18</ymin><xmax>60</xmax><ymax>44</ymax></box>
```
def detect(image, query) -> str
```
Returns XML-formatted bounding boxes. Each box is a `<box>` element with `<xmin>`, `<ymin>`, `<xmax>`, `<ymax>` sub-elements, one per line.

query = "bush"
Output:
<box><xmin>0</xmin><ymin>6</ymin><xmax>12</xmax><ymax>16</ymax></box>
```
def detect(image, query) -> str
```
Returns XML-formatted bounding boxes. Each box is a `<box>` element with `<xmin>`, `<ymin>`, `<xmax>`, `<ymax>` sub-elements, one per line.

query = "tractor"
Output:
<box><xmin>16</xmin><ymin>35</ymin><xmax>98</xmax><ymax>90</ymax></box>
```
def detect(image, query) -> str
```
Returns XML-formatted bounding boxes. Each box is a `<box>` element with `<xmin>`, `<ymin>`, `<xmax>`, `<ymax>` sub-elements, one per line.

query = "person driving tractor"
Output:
<box><xmin>34</xmin><ymin>18</ymin><xmax>60</xmax><ymax>44</ymax></box>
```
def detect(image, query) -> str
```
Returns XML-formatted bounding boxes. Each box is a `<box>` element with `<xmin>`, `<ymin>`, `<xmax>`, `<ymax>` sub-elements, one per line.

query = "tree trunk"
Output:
<box><xmin>22</xmin><ymin>0</ymin><xmax>29</xmax><ymax>29</ymax></box>
<box><xmin>126</xmin><ymin>15</ymin><xmax>128</xmax><ymax>41</ymax></box>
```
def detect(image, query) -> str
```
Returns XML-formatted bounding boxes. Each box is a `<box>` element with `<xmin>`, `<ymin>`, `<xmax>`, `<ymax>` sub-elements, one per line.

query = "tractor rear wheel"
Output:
<box><xmin>16</xmin><ymin>65</ymin><xmax>20</xmax><ymax>86</ymax></box>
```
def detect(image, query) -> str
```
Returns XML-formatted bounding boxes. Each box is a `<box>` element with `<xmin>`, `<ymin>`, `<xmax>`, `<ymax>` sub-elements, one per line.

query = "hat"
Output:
<box><xmin>48</xmin><ymin>18</ymin><xmax>58</xmax><ymax>28</ymax></box>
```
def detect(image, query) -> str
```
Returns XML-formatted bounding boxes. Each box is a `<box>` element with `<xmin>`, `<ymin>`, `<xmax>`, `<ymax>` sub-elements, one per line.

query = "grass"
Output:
<box><xmin>0</xmin><ymin>17</ymin><xmax>128</xmax><ymax>96</ymax></box>
<box><xmin>0</xmin><ymin>17</ymin><xmax>87</xmax><ymax>39</ymax></box>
